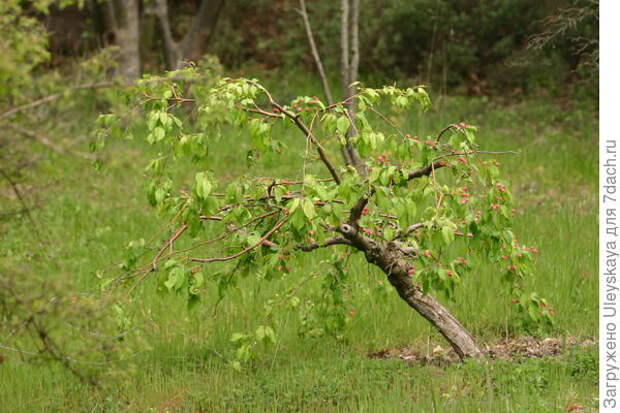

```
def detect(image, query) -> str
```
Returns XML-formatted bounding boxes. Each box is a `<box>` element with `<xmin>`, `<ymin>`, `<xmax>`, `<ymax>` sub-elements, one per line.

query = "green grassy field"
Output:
<box><xmin>0</xmin><ymin>83</ymin><xmax>598</xmax><ymax>412</ymax></box>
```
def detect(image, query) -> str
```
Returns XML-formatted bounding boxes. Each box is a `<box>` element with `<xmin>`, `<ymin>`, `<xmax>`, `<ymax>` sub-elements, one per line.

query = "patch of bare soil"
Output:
<box><xmin>367</xmin><ymin>336</ymin><xmax>596</xmax><ymax>365</ymax></box>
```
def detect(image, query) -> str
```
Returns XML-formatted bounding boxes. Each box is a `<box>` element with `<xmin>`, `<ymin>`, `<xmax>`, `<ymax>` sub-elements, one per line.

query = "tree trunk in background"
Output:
<box><xmin>154</xmin><ymin>0</ymin><xmax>226</xmax><ymax>70</ymax></box>
<box><xmin>105</xmin><ymin>0</ymin><xmax>141</xmax><ymax>79</ymax></box>
<box><xmin>181</xmin><ymin>0</ymin><xmax>226</xmax><ymax>64</ymax></box>
<box><xmin>153</xmin><ymin>0</ymin><xmax>179</xmax><ymax>69</ymax></box>
<box><xmin>340</xmin><ymin>0</ymin><xmax>363</xmax><ymax>173</ymax></box>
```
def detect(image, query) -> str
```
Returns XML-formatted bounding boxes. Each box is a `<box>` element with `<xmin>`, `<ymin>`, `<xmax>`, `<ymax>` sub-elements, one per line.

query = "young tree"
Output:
<box><xmin>100</xmin><ymin>67</ymin><xmax>553</xmax><ymax>362</ymax></box>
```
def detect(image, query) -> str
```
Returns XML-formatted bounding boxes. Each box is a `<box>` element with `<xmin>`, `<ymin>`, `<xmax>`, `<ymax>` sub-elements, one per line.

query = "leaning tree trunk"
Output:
<box><xmin>385</xmin><ymin>264</ymin><xmax>484</xmax><ymax>359</ymax></box>
<box><xmin>337</xmin><ymin>223</ymin><xmax>484</xmax><ymax>359</ymax></box>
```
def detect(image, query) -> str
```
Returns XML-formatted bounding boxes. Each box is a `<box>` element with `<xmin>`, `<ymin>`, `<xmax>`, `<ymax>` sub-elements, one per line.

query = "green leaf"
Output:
<box><xmin>153</xmin><ymin>126</ymin><xmax>165</xmax><ymax>141</ymax></box>
<box><xmin>289</xmin><ymin>197</ymin><xmax>301</xmax><ymax>213</ymax></box>
<box><xmin>336</xmin><ymin>116</ymin><xmax>350</xmax><ymax>135</ymax></box>
<box><xmin>159</xmin><ymin>111</ymin><xmax>172</xmax><ymax>128</ymax></box>
<box><xmin>195</xmin><ymin>172</ymin><xmax>212</xmax><ymax>199</ymax></box>
<box><xmin>165</xmin><ymin>267</ymin><xmax>186</xmax><ymax>292</ymax></box>
<box><xmin>302</xmin><ymin>199</ymin><xmax>316</xmax><ymax>219</ymax></box>
<box><xmin>321</xmin><ymin>113</ymin><xmax>338</xmax><ymax>134</ymax></box>
<box><xmin>230</xmin><ymin>333</ymin><xmax>246</xmax><ymax>342</ymax></box>
<box><xmin>442</xmin><ymin>225</ymin><xmax>455</xmax><ymax>245</ymax></box>
<box><xmin>255</xmin><ymin>325</ymin><xmax>275</xmax><ymax>344</ymax></box>
<box><xmin>192</xmin><ymin>271</ymin><xmax>204</xmax><ymax>288</ymax></box>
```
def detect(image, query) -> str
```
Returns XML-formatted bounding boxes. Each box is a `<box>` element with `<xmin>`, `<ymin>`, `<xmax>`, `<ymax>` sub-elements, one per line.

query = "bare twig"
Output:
<box><xmin>8</xmin><ymin>124</ymin><xmax>95</xmax><ymax>160</ymax></box>
<box><xmin>395</xmin><ymin>222</ymin><xmax>425</xmax><ymax>239</ymax></box>
<box><xmin>368</xmin><ymin>106</ymin><xmax>405</xmax><ymax>138</ymax></box>
<box><xmin>0</xmin><ymin>74</ymin><xmax>207</xmax><ymax>121</ymax></box>
<box><xmin>248</xmin><ymin>82</ymin><xmax>341</xmax><ymax>184</ymax></box>
<box><xmin>296</xmin><ymin>236</ymin><xmax>353</xmax><ymax>251</ymax></box>
<box><xmin>0</xmin><ymin>168</ymin><xmax>36</xmax><ymax>227</ymax></box>
<box><xmin>191</xmin><ymin>218</ymin><xmax>286</xmax><ymax>264</ymax></box>
<box><xmin>436</xmin><ymin>124</ymin><xmax>456</xmax><ymax>142</ymax></box>
<box><xmin>150</xmin><ymin>224</ymin><xmax>188</xmax><ymax>270</ymax></box>
<box><xmin>0</xmin><ymin>81</ymin><xmax>115</xmax><ymax>121</ymax></box>
<box><xmin>407</xmin><ymin>160</ymin><xmax>448</xmax><ymax>181</ymax></box>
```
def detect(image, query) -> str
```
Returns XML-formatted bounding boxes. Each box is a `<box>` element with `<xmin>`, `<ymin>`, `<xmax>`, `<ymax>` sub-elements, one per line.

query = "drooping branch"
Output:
<box><xmin>0</xmin><ymin>81</ymin><xmax>116</xmax><ymax>121</ymax></box>
<box><xmin>190</xmin><ymin>218</ymin><xmax>286</xmax><ymax>264</ymax></box>
<box><xmin>248</xmin><ymin>82</ymin><xmax>341</xmax><ymax>184</ymax></box>
<box><xmin>8</xmin><ymin>124</ymin><xmax>95</xmax><ymax>160</ymax></box>
<box><xmin>0</xmin><ymin>74</ymin><xmax>210</xmax><ymax>122</ymax></box>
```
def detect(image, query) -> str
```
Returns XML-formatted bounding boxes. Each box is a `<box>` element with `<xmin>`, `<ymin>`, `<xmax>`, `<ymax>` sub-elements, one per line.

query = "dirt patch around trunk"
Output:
<box><xmin>367</xmin><ymin>336</ymin><xmax>596</xmax><ymax>365</ymax></box>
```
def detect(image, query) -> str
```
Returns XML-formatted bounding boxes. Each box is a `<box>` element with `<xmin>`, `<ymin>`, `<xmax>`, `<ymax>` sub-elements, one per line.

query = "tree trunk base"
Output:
<box><xmin>337</xmin><ymin>223</ymin><xmax>484</xmax><ymax>360</ymax></box>
<box><xmin>386</xmin><ymin>271</ymin><xmax>484</xmax><ymax>360</ymax></box>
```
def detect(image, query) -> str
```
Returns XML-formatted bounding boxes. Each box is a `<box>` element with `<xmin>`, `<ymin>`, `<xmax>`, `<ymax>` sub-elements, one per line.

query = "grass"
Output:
<box><xmin>0</xmin><ymin>79</ymin><xmax>597</xmax><ymax>412</ymax></box>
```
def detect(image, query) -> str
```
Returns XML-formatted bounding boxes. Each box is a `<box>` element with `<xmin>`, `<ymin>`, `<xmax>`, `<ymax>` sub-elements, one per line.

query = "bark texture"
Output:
<box><xmin>154</xmin><ymin>0</ymin><xmax>226</xmax><ymax>70</ymax></box>
<box><xmin>106</xmin><ymin>0</ymin><xmax>141</xmax><ymax>79</ymax></box>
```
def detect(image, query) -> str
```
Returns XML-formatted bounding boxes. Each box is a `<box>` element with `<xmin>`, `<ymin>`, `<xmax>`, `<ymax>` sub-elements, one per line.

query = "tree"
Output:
<box><xmin>298</xmin><ymin>0</ymin><xmax>362</xmax><ymax>171</ymax></box>
<box><xmin>152</xmin><ymin>0</ymin><xmax>226</xmax><ymax>70</ymax></box>
<box><xmin>99</xmin><ymin>65</ymin><xmax>553</xmax><ymax>362</ymax></box>
<box><xmin>103</xmin><ymin>0</ymin><xmax>141</xmax><ymax>79</ymax></box>
<box><xmin>528</xmin><ymin>0</ymin><xmax>598</xmax><ymax>83</ymax></box>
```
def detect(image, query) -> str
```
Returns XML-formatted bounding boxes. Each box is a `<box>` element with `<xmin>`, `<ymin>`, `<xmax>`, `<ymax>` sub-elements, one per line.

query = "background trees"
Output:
<box><xmin>33</xmin><ymin>0</ymin><xmax>597</xmax><ymax>93</ymax></box>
